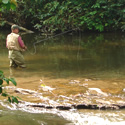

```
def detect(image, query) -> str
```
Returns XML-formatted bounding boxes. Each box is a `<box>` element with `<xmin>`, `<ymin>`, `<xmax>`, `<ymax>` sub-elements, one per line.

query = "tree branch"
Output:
<box><xmin>5</xmin><ymin>21</ymin><xmax>34</xmax><ymax>33</ymax></box>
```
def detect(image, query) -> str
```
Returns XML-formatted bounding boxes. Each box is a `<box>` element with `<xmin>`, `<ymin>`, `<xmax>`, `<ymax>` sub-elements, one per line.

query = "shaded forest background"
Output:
<box><xmin>0</xmin><ymin>0</ymin><xmax>125</xmax><ymax>33</ymax></box>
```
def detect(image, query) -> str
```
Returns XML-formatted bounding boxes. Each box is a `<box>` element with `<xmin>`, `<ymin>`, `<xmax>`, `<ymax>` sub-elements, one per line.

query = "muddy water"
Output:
<box><xmin>0</xmin><ymin>30</ymin><xmax>125</xmax><ymax>124</ymax></box>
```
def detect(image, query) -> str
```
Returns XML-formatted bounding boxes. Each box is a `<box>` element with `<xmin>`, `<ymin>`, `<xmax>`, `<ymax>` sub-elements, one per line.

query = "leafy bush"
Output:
<box><xmin>0</xmin><ymin>70</ymin><xmax>19</xmax><ymax>104</ymax></box>
<box><xmin>1</xmin><ymin>0</ymin><xmax>125</xmax><ymax>32</ymax></box>
<box><xmin>0</xmin><ymin>0</ymin><xmax>17</xmax><ymax>11</ymax></box>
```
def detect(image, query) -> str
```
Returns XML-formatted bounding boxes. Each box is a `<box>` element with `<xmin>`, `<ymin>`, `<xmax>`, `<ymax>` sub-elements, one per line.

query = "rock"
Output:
<box><xmin>69</xmin><ymin>80</ymin><xmax>80</xmax><ymax>84</ymax></box>
<box><xmin>84</xmin><ymin>79</ymin><xmax>91</xmax><ymax>81</ymax></box>
<box><xmin>82</xmin><ymin>83</ymin><xmax>88</xmax><ymax>87</ymax></box>
<box><xmin>123</xmin><ymin>88</ymin><xmax>125</xmax><ymax>92</ymax></box>
<box><xmin>87</xmin><ymin>88</ymin><xmax>108</xmax><ymax>97</ymax></box>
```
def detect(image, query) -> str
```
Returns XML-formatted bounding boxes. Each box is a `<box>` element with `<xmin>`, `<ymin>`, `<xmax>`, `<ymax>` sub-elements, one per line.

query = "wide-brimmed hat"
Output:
<box><xmin>11</xmin><ymin>24</ymin><xmax>20</xmax><ymax>30</ymax></box>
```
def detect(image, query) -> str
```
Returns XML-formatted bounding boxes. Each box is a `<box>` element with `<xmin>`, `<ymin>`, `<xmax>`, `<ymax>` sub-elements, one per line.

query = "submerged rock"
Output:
<box><xmin>2</xmin><ymin>86</ymin><xmax>125</xmax><ymax>111</ymax></box>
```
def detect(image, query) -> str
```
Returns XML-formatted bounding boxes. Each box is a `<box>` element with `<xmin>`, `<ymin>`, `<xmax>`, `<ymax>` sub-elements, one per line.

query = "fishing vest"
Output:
<box><xmin>7</xmin><ymin>33</ymin><xmax>24</xmax><ymax>52</ymax></box>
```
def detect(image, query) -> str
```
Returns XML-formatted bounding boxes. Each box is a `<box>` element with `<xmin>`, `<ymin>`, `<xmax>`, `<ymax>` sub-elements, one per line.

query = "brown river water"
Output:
<box><xmin>0</xmin><ymin>30</ymin><xmax>125</xmax><ymax>124</ymax></box>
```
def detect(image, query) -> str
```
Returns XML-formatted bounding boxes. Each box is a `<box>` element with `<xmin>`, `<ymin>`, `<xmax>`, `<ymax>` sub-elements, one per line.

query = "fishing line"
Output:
<box><xmin>27</xmin><ymin>28</ymin><xmax>77</xmax><ymax>55</ymax></box>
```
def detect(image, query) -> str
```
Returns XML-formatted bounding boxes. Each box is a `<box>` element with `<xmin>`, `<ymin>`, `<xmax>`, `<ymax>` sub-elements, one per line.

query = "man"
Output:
<box><xmin>6</xmin><ymin>24</ymin><xmax>27</xmax><ymax>68</ymax></box>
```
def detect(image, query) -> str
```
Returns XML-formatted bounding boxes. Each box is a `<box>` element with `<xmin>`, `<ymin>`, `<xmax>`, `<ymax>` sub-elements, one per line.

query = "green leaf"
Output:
<box><xmin>12</xmin><ymin>96</ymin><xmax>19</xmax><ymax>104</ymax></box>
<box><xmin>16</xmin><ymin>96</ymin><xmax>22</xmax><ymax>100</ymax></box>
<box><xmin>0</xmin><ymin>87</ymin><xmax>2</xmax><ymax>94</ymax></box>
<box><xmin>0</xmin><ymin>79</ymin><xmax>3</xmax><ymax>85</ymax></box>
<box><xmin>14</xmin><ymin>98</ymin><xmax>19</xmax><ymax>104</ymax></box>
<box><xmin>89</xmin><ymin>11</ymin><xmax>97</xmax><ymax>15</ymax></box>
<box><xmin>0</xmin><ymin>71</ymin><xmax>4</xmax><ymax>78</ymax></box>
<box><xmin>9</xmin><ymin>78</ymin><xmax>17</xmax><ymax>86</ymax></box>
<box><xmin>41</xmin><ymin>84</ymin><xmax>46</xmax><ymax>87</ymax></box>
<box><xmin>3</xmin><ymin>78</ymin><xmax>9</xmax><ymax>85</ymax></box>
<box><xmin>8</xmin><ymin>97</ymin><xmax>11</xmax><ymax>103</ymax></box>
<box><xmin>2</xmin><ymin>93</ymin><xmax>8</xmax><ymax>97</ymax></box>
<box><xmin>91</xmin><ymin>3</ymin><xmax>100</xmax><ymax>9</ymax></box>
<box><xmin>2</xmin><ymin>0</ymin><xmax>9</xmax><ymax>4</ymax></box>
<box><xmin>10</xmin><ymin>3</ymin><xmax>16</xmax><ymax>10</ymax></box>
<box><xmin>0</xmin><ymin>71</ymin><xmax>3</xmax><ymax>75</ymax></box>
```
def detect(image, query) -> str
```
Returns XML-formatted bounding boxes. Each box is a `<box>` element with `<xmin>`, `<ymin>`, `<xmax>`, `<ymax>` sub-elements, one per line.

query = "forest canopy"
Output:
<box><xmin>0</xmin><ymin>0</ymin><xmax>125</xmax><ymax>33</ymax></box>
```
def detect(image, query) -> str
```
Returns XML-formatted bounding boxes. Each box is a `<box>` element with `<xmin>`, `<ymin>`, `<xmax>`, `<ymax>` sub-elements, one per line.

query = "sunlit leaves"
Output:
<box><xmin>0</xmin><ymin>0</ymin><xmax>17</xmax><ymax>11</ymax></box>
<box><xmin>92</xmin><ymin>3</ymin><xmax>100</xmax><ymax>8</ymax></box>
<box><xmin>10</xmin><ymin>0</ymin><xmax>17</xmax><ymax>5</ymax></box>
<box><xmin>2</xmin><ymin>0</ymin><xmax>17</xmax><ymax>5</ymax></box>
<box><xmin>2</xmin><ymin>0</ymin><xmax>9</xmax><ymax>4</ymax></box>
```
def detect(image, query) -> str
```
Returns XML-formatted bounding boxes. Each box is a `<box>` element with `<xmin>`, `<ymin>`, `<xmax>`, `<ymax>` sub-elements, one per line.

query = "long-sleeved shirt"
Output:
<box><xmin>18</xmin><ymin>36</ymin><xmax>24</xmax><ymax>48</ymax></box>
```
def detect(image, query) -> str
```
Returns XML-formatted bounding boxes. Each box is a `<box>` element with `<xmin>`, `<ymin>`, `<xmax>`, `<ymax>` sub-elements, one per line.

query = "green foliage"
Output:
<box><xmin>1</xmin><ymin>0</ymin><xmax>125</xmax><ymax>32</ymax></box>
<box><xmin>0</xmin><ymin>0</ymin><xmax>17</xmax><ymax>11</ymax></box>
<box><xmin>0</xmin><ymin>70</ymin><xmax>19</xmax><ymax>104</ymax></box>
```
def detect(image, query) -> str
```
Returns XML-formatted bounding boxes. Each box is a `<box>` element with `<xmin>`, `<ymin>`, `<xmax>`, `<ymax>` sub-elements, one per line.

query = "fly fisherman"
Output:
<box><xmin>6</xmin><ymin>24</ymin><xmax>27</xmax><ymax>68</ymax></box>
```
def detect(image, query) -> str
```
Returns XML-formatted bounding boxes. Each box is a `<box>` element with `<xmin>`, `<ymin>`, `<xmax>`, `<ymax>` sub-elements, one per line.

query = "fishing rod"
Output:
<box><xmin>27</xmin><ymin>28</ymin><xmax>78</xmax><ymax>55</ymax></box>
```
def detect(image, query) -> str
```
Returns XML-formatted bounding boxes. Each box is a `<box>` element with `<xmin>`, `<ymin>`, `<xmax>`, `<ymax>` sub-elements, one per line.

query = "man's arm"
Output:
<box><xmin>18</xmin><ymin>36</ymin><xmax>27</xmax><ymax>50</ymax></box>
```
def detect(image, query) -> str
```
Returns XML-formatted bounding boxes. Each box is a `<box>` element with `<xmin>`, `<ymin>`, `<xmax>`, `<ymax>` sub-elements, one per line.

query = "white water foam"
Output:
<box><xmin>0</xmin><ymin>100</ymin><xmax>125</xmax><ymax>125</ymax></box>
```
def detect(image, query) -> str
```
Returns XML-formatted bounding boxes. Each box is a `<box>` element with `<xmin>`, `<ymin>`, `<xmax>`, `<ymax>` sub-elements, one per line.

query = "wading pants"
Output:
<box><xmin>8</xmin><ymin>50</ymin><xmax>26</xmax><ymax>68</ymax></box>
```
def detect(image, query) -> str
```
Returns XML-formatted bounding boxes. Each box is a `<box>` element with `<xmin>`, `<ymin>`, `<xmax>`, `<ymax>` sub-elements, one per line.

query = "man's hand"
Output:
<box><xmin>22</xmin><ymin>45</ymin><xmax>27</xmax><ymax>51</ymax></box>
<box><xmin>24</xmin><ymin>45</ymin><xmax>27</xmax><ymax>50</ymax></box>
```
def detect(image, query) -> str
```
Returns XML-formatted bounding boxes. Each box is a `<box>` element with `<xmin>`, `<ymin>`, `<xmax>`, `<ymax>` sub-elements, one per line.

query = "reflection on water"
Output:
<box><xmin>0</xmin><ymin>30</ymin><xmax>125</xmax><ymax>124</ymax></box>
<box><xmin>1</xmin><ymin>31</ymin><xmax>125</xmax><ymax>79</ymax></box>
<box><xmin>0</xmin><ymin>107</ymin><xmax>70</xmax><ymax>125</ymax></box>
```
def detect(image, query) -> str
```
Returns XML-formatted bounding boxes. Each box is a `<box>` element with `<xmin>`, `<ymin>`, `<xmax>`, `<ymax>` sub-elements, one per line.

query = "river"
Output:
<box><xmin>0</xmin><ymin>29</ymin><xmax>125</xmax><ymax>125</ymax></box>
